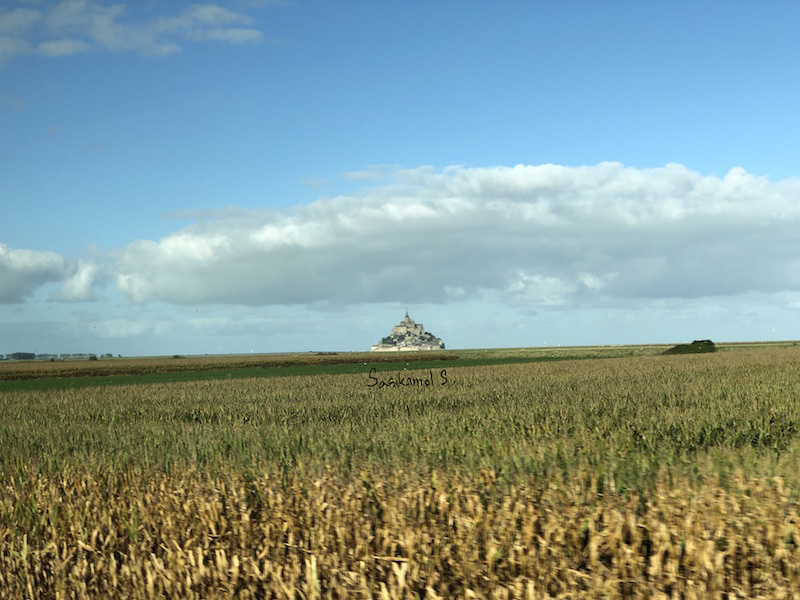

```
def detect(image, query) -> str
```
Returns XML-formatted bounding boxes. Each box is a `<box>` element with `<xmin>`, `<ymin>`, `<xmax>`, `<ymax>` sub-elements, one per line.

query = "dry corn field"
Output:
<box><xmin>2</xmin><ymin>346</ymin><xmax>800</xmax><ymax>597</ymax></box>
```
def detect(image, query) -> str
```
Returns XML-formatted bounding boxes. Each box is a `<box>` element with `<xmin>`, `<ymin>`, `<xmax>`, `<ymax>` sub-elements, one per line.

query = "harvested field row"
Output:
<box><xmin>2</xmin><ymin>466</ymin><xmax>800</xmax><ymax>598</ymax></box>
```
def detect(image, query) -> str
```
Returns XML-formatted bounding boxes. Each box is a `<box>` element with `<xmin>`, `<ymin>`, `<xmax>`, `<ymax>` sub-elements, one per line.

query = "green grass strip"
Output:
<box><xmin>0</xmin><ymin>355</ymin><xmax>579</xmax><ymax>392</ymax></box>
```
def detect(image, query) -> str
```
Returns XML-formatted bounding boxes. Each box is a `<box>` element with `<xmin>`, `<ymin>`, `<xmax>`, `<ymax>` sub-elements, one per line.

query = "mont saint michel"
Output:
<box><xmin>371</xmin><ymin>312</ymin><xmax>445</xmax><ymax>352</ymax></box>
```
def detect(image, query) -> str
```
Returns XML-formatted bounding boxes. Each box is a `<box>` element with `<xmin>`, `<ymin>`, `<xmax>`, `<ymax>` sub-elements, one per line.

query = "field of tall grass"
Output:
<box><xmin>2</xmin><ymin>346</ymin><xmax>800</xmax><ymax>597</ymax></box>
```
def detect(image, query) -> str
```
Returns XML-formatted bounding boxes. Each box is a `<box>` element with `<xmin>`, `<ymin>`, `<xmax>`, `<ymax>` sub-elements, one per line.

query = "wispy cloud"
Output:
<box><xmin>0</xmin><ymin>7</ymin><xmax>40</xmax><ymax>34</ymax></box>
<box><xmin>37</xmin><ymin>37</ymin><xmax>89</xmax><ymax>56</ymax></box>
<box><xmin>153</xmin><ymin>4</ymin><xmax>262</xmax><ymax>44</ymax></box>
<box><xmin>0</xmin><ymin>1</ymin><xmax>264</xmax><ymax>62</ymax></box>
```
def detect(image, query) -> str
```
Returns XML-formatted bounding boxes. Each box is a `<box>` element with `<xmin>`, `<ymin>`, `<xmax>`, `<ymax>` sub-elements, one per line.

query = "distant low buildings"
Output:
<box><xmin>0</xmin><ymin>352</ymin><xmax>113</xmax><ymax>361</ymax></box>
<box><xmin>371</xmin><ymin>311</ymin><xmax>445</xmax><ymax>352</ymax></box>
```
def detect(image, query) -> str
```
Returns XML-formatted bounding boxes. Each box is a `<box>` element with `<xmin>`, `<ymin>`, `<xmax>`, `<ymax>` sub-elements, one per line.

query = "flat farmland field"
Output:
<box><xmin>2</xmin><ymin>345</ymin><xmax>800</xmax><ymax>597</ymax></box>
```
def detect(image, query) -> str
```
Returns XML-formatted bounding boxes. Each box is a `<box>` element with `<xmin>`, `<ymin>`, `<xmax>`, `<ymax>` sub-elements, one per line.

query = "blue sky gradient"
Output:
<box><xmin>2</xmin><ymin>1</ymin><xmax>800</xmax><ymax>355</ymax></box>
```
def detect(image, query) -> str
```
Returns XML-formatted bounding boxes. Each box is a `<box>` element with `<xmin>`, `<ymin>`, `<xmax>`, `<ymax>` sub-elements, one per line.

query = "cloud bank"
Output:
<box><xmin>4</xmin><ymin>163</ymin><xmax>800</xmax><ymax>310</ymax></box>
<box><xmin>0</xmin><ymin>2</ymin><xmax>263</xmax><ymax>62</ymax></box>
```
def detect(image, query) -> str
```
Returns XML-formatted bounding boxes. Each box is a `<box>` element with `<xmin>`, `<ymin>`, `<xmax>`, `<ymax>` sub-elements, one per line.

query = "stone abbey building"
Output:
<box><xmin>371</xmin><ymin>311</ymin><xmax>445</xmax><ymax>352</ymax></box>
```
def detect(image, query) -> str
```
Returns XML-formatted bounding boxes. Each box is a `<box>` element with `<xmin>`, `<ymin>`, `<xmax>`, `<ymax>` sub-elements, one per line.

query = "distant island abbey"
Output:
<box><xmin>371</xmin><ymin>311</ymin><xmax>446</xmax><ymax>352</ymax></box>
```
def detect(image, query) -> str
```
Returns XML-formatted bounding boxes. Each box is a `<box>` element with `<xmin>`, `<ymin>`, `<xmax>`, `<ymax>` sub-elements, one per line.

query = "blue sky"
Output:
<box><xmin>2</xmin><ymin>1</ymin><xmax>800</xmax><ymax>356</ymax></box>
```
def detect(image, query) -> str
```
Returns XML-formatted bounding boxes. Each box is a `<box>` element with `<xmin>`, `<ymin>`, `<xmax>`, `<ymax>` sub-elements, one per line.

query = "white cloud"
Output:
<box><xmin>0</xmin><ymin>243</ymin><xmax>71</xmax><ymax>303</ymax></box>
<box><xmin>6</xmin><ymin>163</ymin><xmax>800</xmax><ymax>314</ymax></box>
<box><xmin>50</xmin><ymin>259</ymin><xmax>100</xmax><ymax>302</ymax></box>
<box><xmin>0</xmin><ymin>1</ymin><xmax>264</xmax><ymax>62</ymax></box>
<box><xmin>101</xmin><ymin>162</ymin><xmax>800</xmax><ymax>309</ymax></box>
